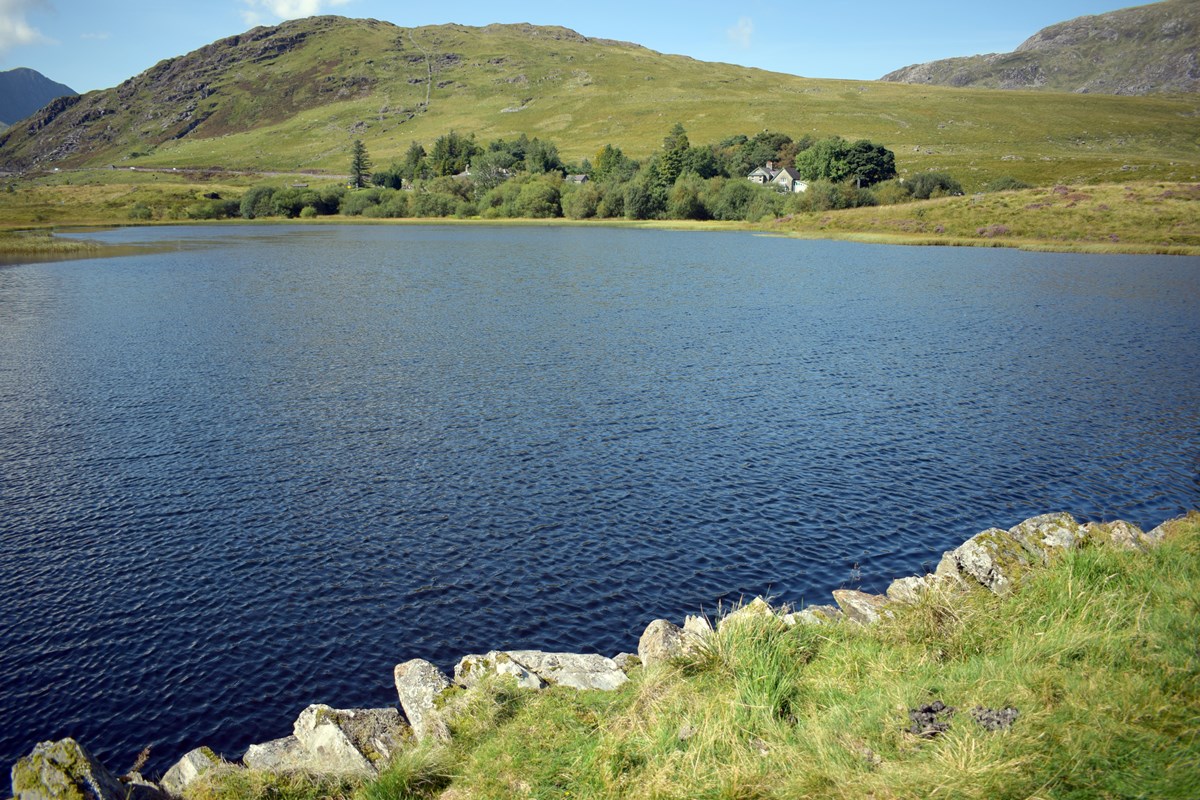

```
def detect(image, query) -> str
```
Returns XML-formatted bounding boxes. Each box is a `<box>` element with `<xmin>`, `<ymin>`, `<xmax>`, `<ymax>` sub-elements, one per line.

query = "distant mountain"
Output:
<box><xmin>881</xmin><ymin>0</ymin><xmax>1200</xmax><ymax>95</ymax></box>
<box><xmin>0</xmin><ymin>68</ymin><xmax>77</xmax><ymax>125</ymax></box>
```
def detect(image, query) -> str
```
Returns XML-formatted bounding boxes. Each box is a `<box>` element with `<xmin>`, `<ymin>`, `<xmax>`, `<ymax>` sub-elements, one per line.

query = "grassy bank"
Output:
<box><xmin>186</xmin><ymin>513</ymin><xmax>1200</xmax><ymax>800</ymax></box>
<box><xmin>0</xmin><ymin>229</ymin><xmax>104</xmax><ymax>259</ymax></box>
<box><xmin>763</xmin><ymin>181</ymin><xmax>1200</xmax><ymax>255</ymax></box>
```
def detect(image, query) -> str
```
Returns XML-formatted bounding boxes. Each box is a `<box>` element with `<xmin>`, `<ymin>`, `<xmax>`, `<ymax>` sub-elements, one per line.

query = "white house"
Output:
<box><xmin>747</xmin><ymin>161</ymin><xmax>808</xmax><ymax>193</ymax></box>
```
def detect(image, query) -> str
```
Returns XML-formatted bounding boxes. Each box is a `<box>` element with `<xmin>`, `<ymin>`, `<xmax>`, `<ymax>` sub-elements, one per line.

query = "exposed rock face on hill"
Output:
<box><xmin>0</xmin><ymin>68</ymin><xmax>76</xmax><ymax>125</ymax></box>
<box><xmin>881</xmin><ymin>0</ymin><xmax>1200</xmax><ymax>94</ymax></box>
<box><xmin>0</xmin><ymin>16</ymin><xmax>651</xmax><ymax>173</ymax></box>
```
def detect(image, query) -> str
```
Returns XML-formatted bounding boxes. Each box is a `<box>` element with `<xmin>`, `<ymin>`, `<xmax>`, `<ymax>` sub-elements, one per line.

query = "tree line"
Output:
<box><xmin>180</xmin><ymin>125</ymin><xmax>1018</xmax><ymax>223</ymax></box>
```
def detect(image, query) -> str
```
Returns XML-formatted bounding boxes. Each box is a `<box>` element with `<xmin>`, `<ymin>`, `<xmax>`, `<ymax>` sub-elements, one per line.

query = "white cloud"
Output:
<box><xmin>0</xmin><ymin>0</ymin><xmax>53</xmax><ymax>55</ymax></box>
<box><xmin>727</xmin><ymin>16</ymin><xmax>753</xmax><ymax>49</ymax></box>
<box><xmin>240</xmin><ymin>0</ymin><xmax>352</xmax><ymax>26</ymax></box>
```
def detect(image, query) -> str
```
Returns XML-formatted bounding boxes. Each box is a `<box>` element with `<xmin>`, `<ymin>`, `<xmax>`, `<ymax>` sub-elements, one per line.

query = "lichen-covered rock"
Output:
<box><xmin>455</xmin><ymin>651</ymin><xmax>546</xmax><ymax>690</ymax></box>
<box><xmin>505</xmin><ymin>651</ymin><xmax>629</xmax><ymax>690</ymax></box>
<box><xmin>718</xmin><ymin>597</ymin><xmax>777</xmax><ymax>630</ymax></box>
<box><xmin>454</xmin><ymin>651</ymin><xmax>627</xmax><ymax>691</ymax></box>
<box><xmin>243</xmin><ymin>736</ymin><xmax>308</xmax><ymax>772</ymax></box>
<box><xmin>1082</xmin><ymin>520</ymin><xmax>1153</xmax><ymax>551</ymax></box>
<box><xmin>831</xmin><ymin>590</ymin><xmax>891</xmax><ymax>625</ymax></box>
<box><xmin>781</xmin><ymin>604</ymin><xmax>842</xmax><ymax>626</ymax></box>
<box><xmin>683</xmin><ymin>614</ymin><xmax>714</xmax><ymax>638</ymax></box>
<box><xmin>394</xmin><ymin>659</ymin><xmax>452</xmax><ymax>743</ymax></box>
<box><xmin>946</xmin><ymin>527</ymin><xmax>1033</xmax><ymax>595</ymax></box>
<box><xmin>1008</xmin><ymin>513</ymin><xmax>1085</xmax><ymax>563</ymax></box>
<box><xmin>933</xmin><ymin>550</ymin><xmax>968</xmax><ymax>587</ymax></box>
<box><xmin>292</xmin><ymin>705</ymin><xmax>406</xmax><ymax>776</ymax></box>
<box><xmin>10</xmin><ymin>738</ymin><xmax>150</xmax><ymax>800</ymax></box>
<box><xmin>1145</xmin><ymin>519</ymin><xmax>1173</xmax><ymax>545</ymax></box>
<box><xmin>637</xmin><ymin>619</ymin><xmax>705</xmax><ymax>668</ymax></box>
<box><xmin>612</xmin><ymin>652</ymin><xmax>640</xmax><ymax>672</ymax></box>
<box><xmin>886</xmin><ymin>575</ymin><xmax>933</xmax><ymax>605</ymax></box>
<box><xmin>160</xmin><ymin>746</ymin><xmax>221</xmax><ymax>796</ymax></box>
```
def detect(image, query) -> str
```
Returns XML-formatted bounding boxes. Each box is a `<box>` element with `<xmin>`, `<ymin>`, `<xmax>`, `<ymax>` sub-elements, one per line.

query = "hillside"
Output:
<box><xmin>881</xmin><ymin>0</ymin><xmax>1200</xmax><ymax>95</ymax></box>
<box><xmin>1</xmin><ymin>16</ymin><xmax>1199</xmax><ymax>189</ymax></box>
<box><xmin>0</xmin><ymin>67</ymin><xmax>76</xmax><ymax>126</ymax></box>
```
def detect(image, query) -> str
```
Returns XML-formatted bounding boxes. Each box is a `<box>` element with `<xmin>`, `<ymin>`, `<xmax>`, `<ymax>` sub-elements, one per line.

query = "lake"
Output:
<box><xmin>1</xmin><ymin>224</ymin><xmax>1197</xmax><ymax>778</ymax></box>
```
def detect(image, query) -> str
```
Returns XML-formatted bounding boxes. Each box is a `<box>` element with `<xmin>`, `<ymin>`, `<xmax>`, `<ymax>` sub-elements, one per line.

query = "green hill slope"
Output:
<box><xmin>881</xmin><ymin>0</ymin><xmax>1200</xmax><ymax>95</ymax></box>
<box><xmin>2</xmin><ymin>16</ymin><xmax>1198</xmax><ymax>189</ymax></box>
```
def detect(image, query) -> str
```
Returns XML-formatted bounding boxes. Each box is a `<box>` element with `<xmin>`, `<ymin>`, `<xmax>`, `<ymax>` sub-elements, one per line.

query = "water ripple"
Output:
<box><xmin>1</xmin><ymin>226</ymin><xmax>1197</xmax><ymax>780</ymax></box>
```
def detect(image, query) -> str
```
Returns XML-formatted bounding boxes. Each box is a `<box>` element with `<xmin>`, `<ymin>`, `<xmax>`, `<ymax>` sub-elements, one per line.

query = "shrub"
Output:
<box><xmin>516</xmin><ymin>178</ymin><xmax>561</xmax><ymax>218</ymax></box>
<box><xmin>239</xmin><ymin>185</ymin><xmax>276</xmax><ymax>219</ymax></box>
<box><xmin>666</xmin><ymin>174</ymin><xmax>709</xmax><ymax>220</ymax></box>
<box><xmin>984</xmin><ymin>176</ymin><xmax>1033</xmax><ymax>192</ymax></box>
<box><xmin>341</xmin><ymin>188</ymin><xmax>383</xmax><ymax>216</ymax></box>
<box><xmin>623</xmin><ymin>181</ymin><xmax>660</xmax><ymax>220</ymax></box>
<box><xmin>128</xmin><ymin>203</ymin><xmax>152</xmax><ymax>220</ymax></box>
<box><xmin>562</xmin><ymin>184</ymin><xmax>601</xmax><ymax>219</ymax></box>
<box><xmin>481</xmin><ymin>181</ymin><xmax>523</xmax><ymax>218</ymax></box>
<box><xmin>595</xmin><ymin>181</ymin><xmax>626</xmax><ymax>218</ymax></box>
<box><xmin>705</xmin><ymin>179</ymin><xmax>770</xmax><ymax>221</ymax></box>
<box><xmin>298</xmin><ymin>206</ymin><xmax>318</xmax><ymax>219</ymax></box>
<box><xmin>410</xmin><ymin>191</ymin><xmax>459</xmax><ymax>218</ymax></box>
<box><xmin>871</xmin><ymin>179</ymin><xmax>913</xmax><ymax>205</ymax></box>
<box><xmin>906</xmin><ymin>171</ymin><xmax>963</xmax><ymax>200</ymax></box>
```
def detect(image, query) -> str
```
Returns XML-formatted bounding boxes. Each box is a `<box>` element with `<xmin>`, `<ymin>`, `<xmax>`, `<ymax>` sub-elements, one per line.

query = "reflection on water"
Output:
<box><xmin>1</xmin><ymin>225</ymin><xmax>1197</xmax><ymax>777</ymax></box>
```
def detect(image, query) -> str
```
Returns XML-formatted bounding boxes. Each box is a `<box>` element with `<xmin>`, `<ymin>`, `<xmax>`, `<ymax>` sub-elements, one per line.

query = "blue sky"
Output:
<box><xmin>1</xmin><ymin>0</ymin><xmax>1152</xmax><ymax>94</ymax></box>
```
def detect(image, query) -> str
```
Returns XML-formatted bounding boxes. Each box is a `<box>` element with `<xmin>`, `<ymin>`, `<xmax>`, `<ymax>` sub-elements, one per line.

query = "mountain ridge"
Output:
<box><xmin>880</xmin><ymin>0</ymin><xmax>1200</xmax><ymax>95</ymax></box>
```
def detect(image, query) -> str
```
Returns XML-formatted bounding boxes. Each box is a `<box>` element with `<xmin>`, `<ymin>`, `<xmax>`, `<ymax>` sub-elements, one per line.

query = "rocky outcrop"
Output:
<box><xmin>242</xmin><ymin>736</ymin><xmax>309</xmax><ymax>772</ymax></box>
<box><xmin>394</xmin><ymin>659</ymin><xmax>453</xmax><ymax>743</ymax></box>
<box><xmin>159</xmin><ymin>747</ymin><xmax>221</xmax><ymax>796</ymax></box>
<box><xmin>831</xmin><ymin>589</ymin><xmax>892</xmax><ymax>625</ymax></box>
<box><xmin>454</xmin><ymin>650</ymin><xmax>628</xmax><ymax>691</ymax></box>
<box><xmin>881</xmin><ymin>0</ymin><xmax>1200</xmax><ymax>95</ymax></box>
<box><xmin>241</xmin><ymin>705</ymin><xmax>407</xmax><ymax>777</ymax></box>
<box><xmin>638</xmin><ymin>619</ymin><xmax>708</xmax><ymax>668</ymax></box>
<box><xmin>10</xmin><ymin>738</ymin><xmax>163</xmax><ymax>800</ymax></box>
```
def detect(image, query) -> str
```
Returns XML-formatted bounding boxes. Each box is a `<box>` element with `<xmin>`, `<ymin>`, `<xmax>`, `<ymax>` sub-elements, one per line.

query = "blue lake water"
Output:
<box><xmin>1</xmin><ymin>224</ymin><xmax>1197</xmax><ymax>779</ymax></box>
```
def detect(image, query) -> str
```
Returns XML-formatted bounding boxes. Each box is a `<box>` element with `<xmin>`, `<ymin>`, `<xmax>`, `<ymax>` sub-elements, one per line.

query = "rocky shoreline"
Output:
<box><xmin>8</xmin><ymin>511</ymin><xmax>1179</xmax><ymax>800</ymax></box>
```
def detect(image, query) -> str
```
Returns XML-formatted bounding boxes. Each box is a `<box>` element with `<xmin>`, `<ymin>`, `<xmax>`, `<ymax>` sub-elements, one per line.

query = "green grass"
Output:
<box><xmin>0</xmin><ymin>229</ymin><xmax>103</xmax><ymax>258</ymax></box>
<box><xmin>4</xmin><ymin>18</ymin><xmax>1200</xmax><ymax>190</ymax></box>
<box><xmin>764</xmin><ymin>181</ymin><xmax>1200</xmax><ymax>254</ymax></box>
<box><xmin>186</xmin><ymin>513</ymin><xmax>1200</xmax><ymax>800</ymax></box>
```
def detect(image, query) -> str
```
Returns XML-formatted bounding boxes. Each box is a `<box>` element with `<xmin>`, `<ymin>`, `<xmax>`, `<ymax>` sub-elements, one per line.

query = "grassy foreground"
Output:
<box><xmin>186</xmin><ymin>513</ymin><xmax>1200</xmax><ymax>800</ymax></box>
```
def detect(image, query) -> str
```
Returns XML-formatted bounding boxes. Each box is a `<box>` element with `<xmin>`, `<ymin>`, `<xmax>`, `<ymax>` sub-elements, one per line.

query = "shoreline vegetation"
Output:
<box><xmin>4</xmin><ymin>122</ymin><xmax>1197</xmax><ymax>258</ymax></box>
<box><xmin>2</xmin><ymin>179</ymin><xmax>1199</xmax><ymax>259</ymax></box>
<box><xmin>11</xmin><ymin>511</ymin><xmax>1199</xmax><ymax>800</ymax></box>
